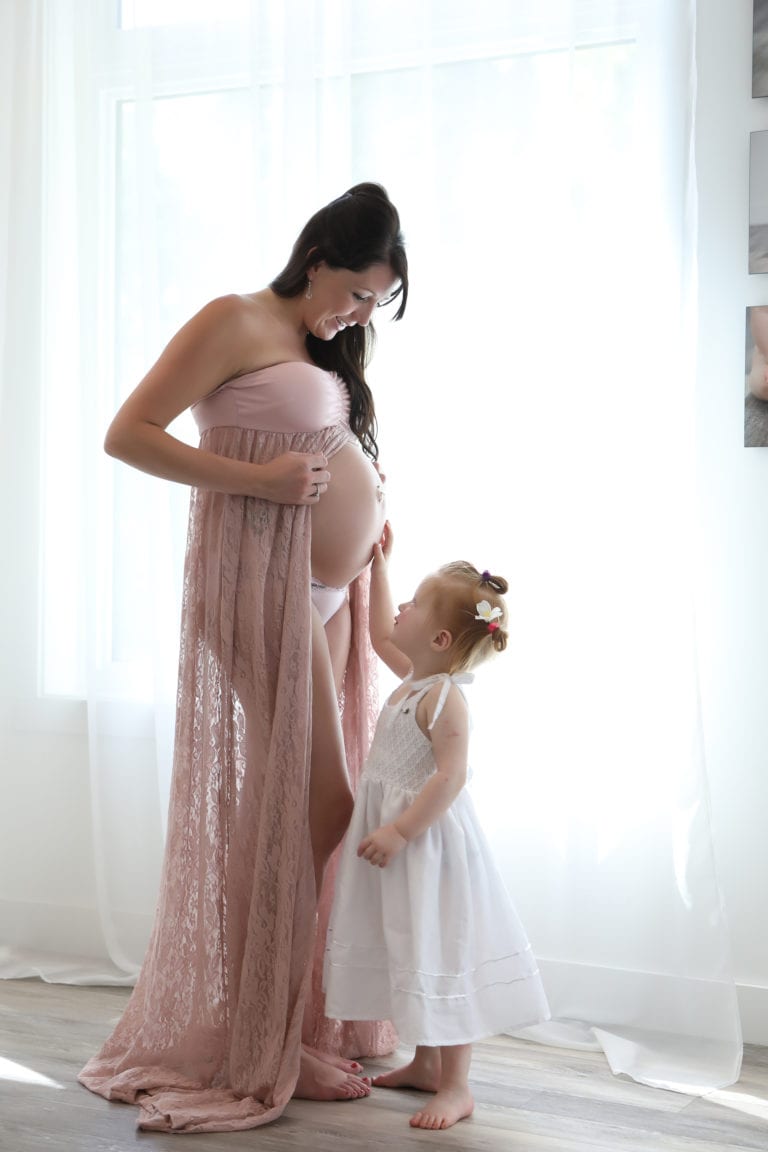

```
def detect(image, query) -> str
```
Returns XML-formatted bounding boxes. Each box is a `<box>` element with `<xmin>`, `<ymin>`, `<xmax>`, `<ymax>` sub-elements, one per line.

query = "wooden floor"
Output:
<box><xmin>1</xmin><ymin>979</ymin><xmax>767</xmax><ymax>1152</ymax></box>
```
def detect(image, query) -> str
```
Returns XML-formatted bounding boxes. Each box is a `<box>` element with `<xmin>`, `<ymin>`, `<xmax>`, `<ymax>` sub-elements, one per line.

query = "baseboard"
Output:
<box><xmin>535</xmin><ymin>957</ymin><xmax>758</xmax><ymax>1050</ymax></box>
<box><xmin>737</xmin><ymin>983</ymin><xmax>768</xmax><ymax>1046</ymax></box>
<box><xmin>0</xmin><ymin>898</ymin><xmax>145</xmax><ymax>983</ymax></box>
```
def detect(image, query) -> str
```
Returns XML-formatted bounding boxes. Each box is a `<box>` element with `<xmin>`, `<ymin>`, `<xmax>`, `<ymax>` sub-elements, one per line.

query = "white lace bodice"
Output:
<box><xmin>362</xmin><ymin>673</ymin><xmax>472</xmax><ymax>794</ymax></box>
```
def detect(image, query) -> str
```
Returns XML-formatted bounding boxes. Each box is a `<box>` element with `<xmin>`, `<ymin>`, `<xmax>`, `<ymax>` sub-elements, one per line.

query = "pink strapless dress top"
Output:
<box><xmin>192</xmin><ymin>361</ymin><xmax>350</xmax><ymax>434</ymax></box>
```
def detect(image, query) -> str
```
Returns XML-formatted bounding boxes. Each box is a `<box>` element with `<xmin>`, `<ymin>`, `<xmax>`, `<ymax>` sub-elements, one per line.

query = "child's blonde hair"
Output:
<box><xmin>423</xmin><ymin>562</ymin><xmax>509</xmax><ymax>674</ymax></box>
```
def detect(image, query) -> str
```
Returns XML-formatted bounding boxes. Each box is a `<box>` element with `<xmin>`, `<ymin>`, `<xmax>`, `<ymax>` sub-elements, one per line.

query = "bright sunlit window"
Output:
<box><xmin>119</xmin><ymin>0</ymin><xmax>249</xmax><ymax>28</ymax></box>
<box><xmin>40</xmin><ymin>1</ymin><xmax>639</xmax><ymax>696</ymax></box>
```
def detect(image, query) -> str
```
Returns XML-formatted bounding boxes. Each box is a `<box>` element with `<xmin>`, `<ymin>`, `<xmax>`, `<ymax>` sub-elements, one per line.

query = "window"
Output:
<box><xmin>40</xmin><ymin>0</ymin><xmax>640</xmax><ymax>695</ymax></box>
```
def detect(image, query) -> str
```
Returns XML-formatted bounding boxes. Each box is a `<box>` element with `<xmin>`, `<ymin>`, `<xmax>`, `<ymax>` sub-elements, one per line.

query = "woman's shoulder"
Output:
<box><xmin>190</xmin><ymin>290</ymin><xmax>306</xmax><ymax>375</ymax></box>
<box><xmin>195</xmin><ymin>291</ymin><xmax>272</xmax><ymax>340</ymax></box>
<box><xmin>180</xmin><ymin>293</ymin><xmax>263</xmax><ymax>354</ymax></box>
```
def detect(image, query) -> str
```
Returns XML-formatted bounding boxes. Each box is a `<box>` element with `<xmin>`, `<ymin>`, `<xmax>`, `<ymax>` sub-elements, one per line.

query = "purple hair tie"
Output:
<box><xmin>481</xmin><ymin>570</ymin><xmax>491</xmax><ymax>583</ymax></box>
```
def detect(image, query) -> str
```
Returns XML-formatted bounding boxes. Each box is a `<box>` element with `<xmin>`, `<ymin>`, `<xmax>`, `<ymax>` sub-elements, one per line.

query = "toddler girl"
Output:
<box><xmin>323</xmin><ymin>528</ymin><xmax>550</xmax><ymax>1130</ymax></box>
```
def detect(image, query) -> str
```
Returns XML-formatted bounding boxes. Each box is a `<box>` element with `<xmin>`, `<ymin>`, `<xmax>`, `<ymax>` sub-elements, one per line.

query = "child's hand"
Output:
<box><xmin>357</xmin><ymin>823</ymin><xmax>407</xmax><ymax>868</ymax></box>
<box><xmin>372</xmin><ymin>521</ymin><xmax>394</xmax><ymax>569</ymax></box>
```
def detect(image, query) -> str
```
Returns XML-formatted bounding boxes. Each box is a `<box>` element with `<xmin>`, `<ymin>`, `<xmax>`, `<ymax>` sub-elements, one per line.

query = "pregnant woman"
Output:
<box><xmin>78</xmin><ymin>184</ymin><xmax>408</xmax><ymax>1133</ymax></box>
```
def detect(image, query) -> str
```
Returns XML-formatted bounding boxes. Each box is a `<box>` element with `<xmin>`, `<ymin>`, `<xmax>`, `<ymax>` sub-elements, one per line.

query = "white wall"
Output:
<box><xmin>696</xmin><ymin>0</ymin><xmax>768</xmax><ymax>1044</ymax></box>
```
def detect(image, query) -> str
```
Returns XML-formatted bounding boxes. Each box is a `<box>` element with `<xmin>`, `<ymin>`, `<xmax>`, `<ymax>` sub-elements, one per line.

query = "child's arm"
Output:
<box><xmin>357</xmin><ymin>686</ymin><xmax>469</xmax><ymax>867</ymax></box>
<box><xmin>369</xmin><ymin>525</ymin><xmax>412</xmax><ymax>680</ymax></box>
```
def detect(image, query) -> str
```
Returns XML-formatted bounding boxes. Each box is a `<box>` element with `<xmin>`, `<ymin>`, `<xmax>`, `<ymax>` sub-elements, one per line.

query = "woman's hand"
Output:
<box><xmin>357</xmin><ymin>823</ymin><xmax>407</xmax><ymax>868</ymax></box>
<box><xmin>257</xmin><ymin>452</ymin><xmax>331</xmax><ymax>504</ymax></box>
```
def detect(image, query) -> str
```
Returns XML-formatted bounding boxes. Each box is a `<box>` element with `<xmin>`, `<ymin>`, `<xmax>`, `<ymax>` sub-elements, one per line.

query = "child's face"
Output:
<box><xmin>394</xmin><ymin>579</ymin><xmax>439</xmax><ymax>659</ymax></box>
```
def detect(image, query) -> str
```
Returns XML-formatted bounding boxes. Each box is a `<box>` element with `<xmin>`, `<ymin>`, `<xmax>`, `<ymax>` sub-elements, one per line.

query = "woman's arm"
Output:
<box><xmin>105</xmin><ymin>294</ymin><xmax>330</xmax><ymax>503</ymax></box>
<box><xmin>369</xmin><ymin>527</ymin><xmax>412</xmax><ymax>679</ymax></box>
<box><xmin>357</xmin><ymin>686</ymin><xmax>469</xmax><ymax>867</ymax></box>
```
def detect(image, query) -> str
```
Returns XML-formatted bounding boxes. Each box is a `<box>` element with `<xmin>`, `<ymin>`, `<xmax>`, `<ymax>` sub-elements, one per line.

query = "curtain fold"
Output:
<box><xmin>0</xmin><ymin>0</ymin><xmax>741</xmax><ymax>1094</ymax></box>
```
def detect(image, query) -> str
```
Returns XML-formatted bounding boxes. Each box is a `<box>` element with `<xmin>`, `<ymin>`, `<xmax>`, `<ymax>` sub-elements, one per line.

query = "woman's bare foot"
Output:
<box><xmin>294</xmin><ymin>1050</ymin><xmax>371</xmax><ymax>1101</ymax></box>
<box><xmin>372</xmin><ymin>1049</ymin><xmax>441</xmax><ymax>1092</ymax></box>
<box><xmin>410</xmin><ymin>1087</ymin><xmax>474</xmax><ymax>1129</ymax></box>
<box><xmin>302</xmin><ymin>1043</ymin><xmax>364</xmax><ymax>1075</ymax></box>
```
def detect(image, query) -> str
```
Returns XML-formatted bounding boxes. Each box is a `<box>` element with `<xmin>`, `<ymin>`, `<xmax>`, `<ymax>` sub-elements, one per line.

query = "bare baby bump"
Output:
<box><xmin>311</xmin><ymin>441</ymin><xmax>385</xmax><ymax>588</ymax></box>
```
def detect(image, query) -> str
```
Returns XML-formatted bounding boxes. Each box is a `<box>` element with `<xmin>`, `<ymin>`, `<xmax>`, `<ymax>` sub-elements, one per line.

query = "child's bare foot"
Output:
<box><xmin>294</xmin><ymin>1050</ymin><xmax>371</xmax><ymax>1100</ymax></box>
<box><xmin>302</xmin><ymin>1042</ymin><xmax>364</xmax><ymax>1075</ymax></box>
<box><xmin>372</xmin><ymin>1049</ymin><xmax>441</xmax><ymax>1092</ymax></box>
<box><xmin>410</xmin><ymin>1087</ymin><xmax>474</xmax><ymax>1129</ymax></box>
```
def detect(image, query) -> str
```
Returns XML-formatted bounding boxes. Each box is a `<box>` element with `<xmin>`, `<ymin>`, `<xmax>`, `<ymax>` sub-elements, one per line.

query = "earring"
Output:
<box><xmin>305</xmin><ymin>278</ymin><xmax>313</xmax><ymax>301</ymax></box>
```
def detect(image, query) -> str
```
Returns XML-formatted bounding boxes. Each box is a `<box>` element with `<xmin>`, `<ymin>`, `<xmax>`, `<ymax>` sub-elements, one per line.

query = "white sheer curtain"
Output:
<box><xmin>0</xmin><ymin>0</ymin><xmax>741</xmax><ymax>1093</ymax></box>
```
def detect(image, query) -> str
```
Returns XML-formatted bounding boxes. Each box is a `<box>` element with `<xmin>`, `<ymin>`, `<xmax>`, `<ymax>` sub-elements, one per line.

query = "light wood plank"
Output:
<box><xmin>1</xmin><ymin>979</ymin><xmax>766</xmax><ymax>1152</ymax></box>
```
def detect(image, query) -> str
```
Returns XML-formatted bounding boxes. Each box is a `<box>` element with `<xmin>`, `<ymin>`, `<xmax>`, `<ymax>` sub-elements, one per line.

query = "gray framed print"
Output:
<box><xmin>745</xmin><ymin>306</ymin><xmax>768</xmax><ymax>446</ymax></box>
<box><xmin>749</xmin><ymin>132</ymin><xmax>768</xmax><ymax>272</ymax></box>
<box><xmin>755</xmin><ymin>0</ymin><xmax>768</xmax><ymax>97</ymax></box>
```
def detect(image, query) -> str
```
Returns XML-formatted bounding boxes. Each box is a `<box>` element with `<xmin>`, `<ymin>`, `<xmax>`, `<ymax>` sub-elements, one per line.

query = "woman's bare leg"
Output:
<box><xmin>295</xmin><ymin>606</ymin><xmax>370</xmax><ymax>1100</ymax></box>
<box><xmin>301</xmin><ymin>599</ymin><xmax>366</xmax><ymax>1076</ymax></box>
<box><xmin>410</xmin><ymin>1044</ymin><xmax>474</xmax><ymax>1130</ymax></box>
<box><xmin>304</xmin><ymin>596</ymin><xmax>359</xmax><ymax>1076</ymax></box>
<box><xmin>307</xmin><ymin>604</ymin><xmax>354</xmax><ymax>896</ymax></box>
<box><xmin>324</xmin><ymin>596</ymin><xmax>351</xmax><ymax>697</ymax></box>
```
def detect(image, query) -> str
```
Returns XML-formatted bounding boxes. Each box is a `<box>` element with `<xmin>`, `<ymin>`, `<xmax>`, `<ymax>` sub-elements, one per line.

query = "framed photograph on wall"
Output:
<box><xmin>754</xmin><ymin>0</ymin><xmax>768</xmax><ymax>96</ymax></box>
<box><xmin>749</xmin><ymin>132</ymin><xmax>768</xmax><ymax>272</ymax></box>
<box><xmin>745</xmin><ymin>307</ymin><xmax>768</xmax><ymax>446</ymax></box>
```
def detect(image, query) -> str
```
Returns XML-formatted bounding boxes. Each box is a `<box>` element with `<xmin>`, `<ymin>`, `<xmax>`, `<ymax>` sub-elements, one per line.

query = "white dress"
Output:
<box><xmin>324</xmin><ymin>673</ymin><xmax>550</xmax><ymax>1047</ymax></box>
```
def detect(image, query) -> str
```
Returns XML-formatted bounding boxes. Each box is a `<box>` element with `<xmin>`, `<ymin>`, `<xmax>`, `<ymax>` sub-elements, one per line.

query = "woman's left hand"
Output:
<box><xmin>357</xmin><ymin>823</ymin><xmax>407</xmax><ymax>868</ymax></box>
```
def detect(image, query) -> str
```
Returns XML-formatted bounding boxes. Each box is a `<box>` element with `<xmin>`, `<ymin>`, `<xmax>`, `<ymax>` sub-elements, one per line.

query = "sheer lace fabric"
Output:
<box><xmin>78</xmin><ymin>424</ymin><xmax>394</xmax><ymax>1133</ymax></box>
<box><xmin>303</xmin><ymin>568</ymin><xmax>398</xmax><ymax>1059</ymax></box>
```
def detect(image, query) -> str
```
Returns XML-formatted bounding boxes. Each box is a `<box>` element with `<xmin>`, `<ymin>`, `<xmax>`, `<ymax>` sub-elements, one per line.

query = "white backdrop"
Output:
<box><xmin>0</xmin><ymin>0</ymin><xmax>741</xmax><ymax>1094</ymax></box>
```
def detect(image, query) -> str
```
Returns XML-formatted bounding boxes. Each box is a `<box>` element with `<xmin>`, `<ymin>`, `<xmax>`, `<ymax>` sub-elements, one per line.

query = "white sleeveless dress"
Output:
<box><xmin>323</xmin><ymin>673</ymin><xmax>550</xmax><ymax>1047</ymax></box>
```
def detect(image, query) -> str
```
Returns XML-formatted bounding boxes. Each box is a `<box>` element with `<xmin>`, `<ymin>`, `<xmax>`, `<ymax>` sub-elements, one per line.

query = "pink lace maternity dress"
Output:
<box><xmin>78</xmin><ymin>362</ymin><xmax>396</xmax><ymax>1132</ymax></box>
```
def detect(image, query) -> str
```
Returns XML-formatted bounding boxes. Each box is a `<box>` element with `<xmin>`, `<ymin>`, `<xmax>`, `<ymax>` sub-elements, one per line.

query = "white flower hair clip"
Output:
<box><xmin>475</xmin><ymin>600</ymin><xmax>502</xmax><ymax>633</ymax></box>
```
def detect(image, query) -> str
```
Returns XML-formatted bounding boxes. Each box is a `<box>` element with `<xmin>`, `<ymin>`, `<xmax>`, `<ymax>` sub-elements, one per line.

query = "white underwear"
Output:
<box><xmin>311</xmin><ymin>578</ymin><xmax>348</xmax><ymax>625</ymax></box>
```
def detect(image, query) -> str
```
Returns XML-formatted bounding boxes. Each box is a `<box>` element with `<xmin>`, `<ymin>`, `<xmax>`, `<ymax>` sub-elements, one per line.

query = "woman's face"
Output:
<box><xmin>304</xmin><ymin>261</ymin><xmax>399</xmax><ymax>340</ymax></box>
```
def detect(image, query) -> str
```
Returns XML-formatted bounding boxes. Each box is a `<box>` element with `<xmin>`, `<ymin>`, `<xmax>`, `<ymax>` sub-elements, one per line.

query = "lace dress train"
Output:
<box><xmin>78</xmin><ymin>424</ymin><xmax>394</xmax><ymax>1133</ymax></box>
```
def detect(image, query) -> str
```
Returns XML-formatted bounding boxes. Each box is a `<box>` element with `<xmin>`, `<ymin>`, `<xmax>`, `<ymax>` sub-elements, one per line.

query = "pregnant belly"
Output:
<box><xmin>311</xmin><ymin>440</ymin><xmax>386</xmax><ymax>588</ymax></box>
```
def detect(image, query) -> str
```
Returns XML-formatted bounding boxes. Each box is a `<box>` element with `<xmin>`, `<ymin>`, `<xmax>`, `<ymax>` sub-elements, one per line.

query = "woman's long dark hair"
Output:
<box><xmin>270</xmin><ymin>182</ymin><xmax>408</xmax><ymax>460</ymax></box>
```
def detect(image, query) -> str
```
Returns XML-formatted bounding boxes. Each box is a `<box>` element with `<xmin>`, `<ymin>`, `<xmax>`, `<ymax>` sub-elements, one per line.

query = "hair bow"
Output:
<box><xmin>475</xmin><ymin>600</ymin><xmax>502</xmax><ymax>632</ymax></box>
